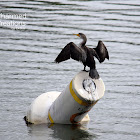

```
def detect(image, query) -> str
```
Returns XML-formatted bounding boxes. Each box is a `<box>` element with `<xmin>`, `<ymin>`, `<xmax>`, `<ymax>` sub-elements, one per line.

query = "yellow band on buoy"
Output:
<box><xmin>48</xmin><ymin>110</ymin><xmax>54</xmax><ymax>123</ymax></box>
<box><xmin>69</xmin><ymin>80</ymin><xmax>89</xmax><ymax>106</ymax></box>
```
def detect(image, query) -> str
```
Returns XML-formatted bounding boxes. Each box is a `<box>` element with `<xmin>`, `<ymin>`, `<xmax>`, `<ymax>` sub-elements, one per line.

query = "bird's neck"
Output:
<box><xmin>80</xmin><ymin>38</ymin><xmax>87</xmax><ymax>47</ymax></box>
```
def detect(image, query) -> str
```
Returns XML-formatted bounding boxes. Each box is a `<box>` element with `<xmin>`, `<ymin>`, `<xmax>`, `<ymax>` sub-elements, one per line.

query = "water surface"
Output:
<box><xmin>0</xmin><ymin>0</ymin><xmax>140</xmax><ymax>140</ymax></box>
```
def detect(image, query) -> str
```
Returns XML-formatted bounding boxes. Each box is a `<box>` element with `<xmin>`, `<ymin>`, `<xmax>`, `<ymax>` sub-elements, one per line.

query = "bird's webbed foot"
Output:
<box><xmin>82</xmin><ymin>66</ymin><xmax>89</xmax><ymax>72</ymax></box>
<box><xmin>82</xmin><ymin>68</ymin><xmax>89</xmax><ymax>72</ymax></box>
<box><xmin>82</xmin><ymin>69</ymin><xmax>89</xmax><ymax>72</ymax></box>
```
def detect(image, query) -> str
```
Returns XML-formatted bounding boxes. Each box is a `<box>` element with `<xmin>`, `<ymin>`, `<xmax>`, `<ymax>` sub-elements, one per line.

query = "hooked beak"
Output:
<box><xmin>73</xmin><ymin>34</ymin><xmax>80</xmax><ymax>37</ymax></box>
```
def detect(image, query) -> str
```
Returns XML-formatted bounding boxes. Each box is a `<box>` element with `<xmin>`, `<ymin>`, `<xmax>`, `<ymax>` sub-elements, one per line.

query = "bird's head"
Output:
<box><xmin>73</xmin><ymin>33</ymin><xmax>86</xmax><ymax>39</ymax></box>
<box><xmin>73</xmin><ymin>33</ymin><xmax>87</xmax><ymax>46</ymax></box>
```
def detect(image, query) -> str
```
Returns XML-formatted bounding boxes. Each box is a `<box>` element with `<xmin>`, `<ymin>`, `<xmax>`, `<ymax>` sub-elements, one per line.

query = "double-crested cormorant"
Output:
<box><xmin>55</xmin><ymin>33</ymin><xmax>109</xmax><ymax>79</ymax></box>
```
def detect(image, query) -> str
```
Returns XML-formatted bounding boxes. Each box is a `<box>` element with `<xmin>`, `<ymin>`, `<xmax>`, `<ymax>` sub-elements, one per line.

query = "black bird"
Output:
<box><xmin>55</xmin><ymin>33</ymin><xmax>109</xmax><ymax>79</ymax></box>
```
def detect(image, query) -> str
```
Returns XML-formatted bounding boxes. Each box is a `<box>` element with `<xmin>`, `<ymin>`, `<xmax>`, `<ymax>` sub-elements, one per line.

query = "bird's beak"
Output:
<box><xmin>73</xmin><ymin>34</ymin><xmax>80</xmax><ymax>37</ymax></box>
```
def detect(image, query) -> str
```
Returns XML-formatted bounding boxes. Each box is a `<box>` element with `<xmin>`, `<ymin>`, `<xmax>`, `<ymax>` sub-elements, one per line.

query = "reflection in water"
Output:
<box><xmin>27</xmin><ymin>123</ymin><xmax>96</xmax><ymax>140</ymax></box>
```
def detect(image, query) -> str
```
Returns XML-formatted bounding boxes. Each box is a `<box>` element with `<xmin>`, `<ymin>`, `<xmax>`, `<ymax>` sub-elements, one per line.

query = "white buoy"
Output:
<box><xmin>25</xmin><ymin>71</ymin><xmax>105</xmax><ymax>124</ymax></box>
<box><xmin>25</xmin><ymin>91</ymin><xmax>61</xmax><ymax>124</ymax></box>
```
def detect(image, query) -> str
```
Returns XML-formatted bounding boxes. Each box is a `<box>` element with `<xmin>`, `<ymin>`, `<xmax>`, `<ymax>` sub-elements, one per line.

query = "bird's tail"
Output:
<box><xmin>89</xmin><ymin>69</ymin><xmax>100</xmax><ymax>79</ymax></box>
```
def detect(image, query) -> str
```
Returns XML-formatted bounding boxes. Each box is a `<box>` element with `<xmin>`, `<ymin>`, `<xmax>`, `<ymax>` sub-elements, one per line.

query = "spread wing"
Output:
<box><xmin>55</xmin><ymin>42</ymin><xmax>82</xmax><ymax>63</ymax></box>
<box><xmin>93</xmin><ymin>40</ymin><xmax>109</xmax><ymax>63</ymax></box>
<box><xmin>88</xmin><ymin>48</ymin><xmax>100</xmax><ymax>62</ymax></box>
